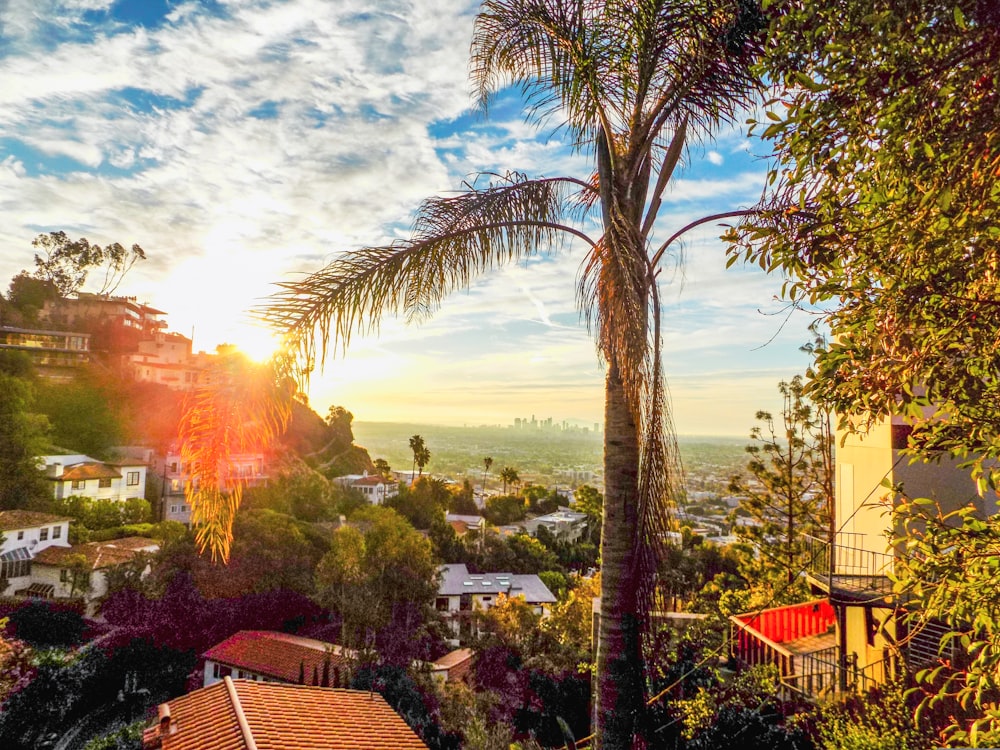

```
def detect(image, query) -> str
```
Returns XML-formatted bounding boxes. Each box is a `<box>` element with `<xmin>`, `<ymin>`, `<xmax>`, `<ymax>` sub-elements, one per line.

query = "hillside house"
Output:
<box><xmin>30</xmin><ymin>536</ymin><xmax>159</xmax><ymax>615</ymax></box>
<box><xmin>142</xmin><ymin>677</ymin><xmax>428</xmax><ymax>750</ymax></box>
<box><xmin>155</xmin><ymin>450</ymin><xmax>268</xmax><ymax>524</ymax></box>
<box><xmin>437</xmin><ymin>563</ymin><xmax>556</xmax><ymax>645</ymax></box>
<box><xmin>334</xmin><ymin>472</ymin><xmax>399</xmax><ymax>506</ymax></box>
<box><xmin>40</xmin><ymin>454</ymin><xmax>147</xmax><ymax>504</ymax></box>
<box><xmin>126</xmin><ymin>332</ymin><xmax>214</xmax><ymax>389</ymax></box>
<box><xmin>521</xmin><ymin>507</ymin><xmax>589</xmax><ymax>542</ymax></box>
<box><xmin>0</xmin><ymin>511</ymin><xmax>72</xmax><ymax>596</ymax></box>
<box><xmin>730</xmin><ymin>412</ymin><xmax>988</xmax><ymax>698</ymax></box>
<box><xmin>201</xmin><ymin>631</ymin><xmax>352</xmax><ymax>688</ymax></box>
<box><xmin>0</xmin><ymin>326</ymin><xmax>90</xmax><ymax>379</ymax></box>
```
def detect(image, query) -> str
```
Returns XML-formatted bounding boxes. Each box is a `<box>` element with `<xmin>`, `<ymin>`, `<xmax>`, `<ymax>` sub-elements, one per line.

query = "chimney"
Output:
<box><xmin>51</xmin><ymin>463</ymin><xmax>63</xmax><ymax>478</ymax></box>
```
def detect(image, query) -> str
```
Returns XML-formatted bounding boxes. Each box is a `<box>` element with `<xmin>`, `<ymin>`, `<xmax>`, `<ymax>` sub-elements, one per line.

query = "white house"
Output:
<box><xmin>0</xmin><ymin>511</ymin><xmax>72</xmax><ymax>595</ymax></box>
<box><xmin>520</xmin><ymin>508</ymin><xmax>589</xmax><ymax>542</ymax></box>
<box><xmin>39</xmin><ymin>454</ymin><xmax>147</xmax><ymax>504</ymax></box>
<box><xmin>30</xmin><ymin>536</ymin><xmax>159</xmax><ymax>615</ymax></box>
<box><xmin>201</xmin><ymin>630</ymin><xmax>352</xmax><ymax>688</ymax></box>
<box><xmin>436</xmin><ymin>563</ymin><xmax>557</xmax><ymax>645</ymax></box>
<box><xmin>334</xmin><ymin>472</ymin><xmax>399</xmax><ymax>506</ymax></box>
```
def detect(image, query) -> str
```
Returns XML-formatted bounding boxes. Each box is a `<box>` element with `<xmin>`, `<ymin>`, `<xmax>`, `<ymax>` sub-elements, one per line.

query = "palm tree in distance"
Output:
<box><xmin>482</xmin><ymin>455</ymin><xmax>493</xmax><ymax>496</ymax></box>
<box><xmin>499</xmin><ymin>465</ymin><xmax>519</xmax><ymax>495</ymax></box>
<box><xmin>263</xmin><ymin>2</ymin><xmax>764</xmax><ymax>745</ymax></box>
<box><xmin>408</xmin><ymin>434</ymin><xmax>425</xmax><ymax>481</ymax></box>
<box><xmin>415</xmin><ymin>446</ymin><xmax>431</xmax><ymax>477</ymax></box>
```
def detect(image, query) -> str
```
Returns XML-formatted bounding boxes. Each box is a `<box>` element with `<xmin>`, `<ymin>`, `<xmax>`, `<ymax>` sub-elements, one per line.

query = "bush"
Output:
<box><xmin>7</xmin><ymin>601</ymin><xmax>86</xmax><ymax>647</ymax></box>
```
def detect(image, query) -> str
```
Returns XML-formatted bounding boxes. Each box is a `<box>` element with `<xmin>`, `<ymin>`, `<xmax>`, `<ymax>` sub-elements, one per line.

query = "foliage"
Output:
<box><xmin>0</xmin><ymin>632</ymin><xmax>34</xmax><ymax>705</ymax></box>
<box><xmin>3</xmin><ymin>273</ymin><xmax>58</xmax><ymax>325</ymax></box>
<box><xmin>314</xmin><ymin>506</ymin><xmax>439</xmax><ymax>663</ymax></box>
<box><xmin>83</xmin><ymin>720</ymin><xmax>145</xmax><ymax>750</ymax></box>
<box><xmin>7</xmin><ymin>601</ymin><xmax>86</xmax><ymax>648</ymax></box>
<box><xmin>729</xmin><ymin>375</ymin><xmax>832</xmax><ymax>589</ymax></box>
<box><xmin>523</xmin><ymin>484</ymin><xmax>561</xmax><ymax>514</ymax></box>
<box><xmin>27</xmin><ymin>231</ymin><xmax>146</xmax><ymax>296</ymax></box>
<box><xmin>0</xmin><ymin>352</ymin><xmax>51</xmax><ymax>510</ymax></box>
<box><xmin>484</xmin><ymin>494</ymin><xmax>527</xmax><ymax>526</ymax></box>
<box><xmin>389</xmin><ymin>476</ymin><xmax>450</xmax><ymax>529</ymax></box>
<box><xmin>498</xmin><ymin>466</ymin><xmax>519</xmax><ymax>495</ymax></box>
<box><xmin>817</xmin><ymin>682</ymin><xmax>931</xmax><ymax>750</ymax></box>
<box><xmin>543</xmin><ymin>574</ymin><xmax>602</xmax><ymax>663</ymax></box>
<box><xmin>890</xmin><ymin>500</ymin><xmax>1000</xmax><ymax>745</ymax></box>
<box><xmin>728</xmin><ymin>0</ymin><xmax>1000</xmax><ymax>476</ymax></box>
<box><xmin>35</xmin><ymin>371</ymin><xmax>123</xmax><ymax>458</ymax></box>
<box><xmin>572</xmin><ymin>484</ymin><xmax>603</xmax><ymax>545</ymax></box>
<box><xmin>667</xmin><ymin>665</ymin><xmax>810</xmax><ymax>750</ymax></box>
<box><xmin>447</xmin><ymin>479</ymin><xmax>479</xmax><ymax>515</ymax></box>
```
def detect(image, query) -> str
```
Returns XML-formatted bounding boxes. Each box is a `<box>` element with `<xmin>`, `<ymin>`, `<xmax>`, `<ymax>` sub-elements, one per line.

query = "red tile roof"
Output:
<box><xmin>57</xmin><ymin>462</ymin><xmax>121</xmax><ymax>481</ymax></box>
<box><xmin>0</xmin><ymin>510</ymin><xmax>71</xmax><ymax>532</ymax></box>
<box><xmin>202</xmin><ymin>630</ymin><xmax>352</xmax><ymax>685</ymax></box>
<box><xmin>352</xmin><ymin>476</ymin><xmax>390</xmax><ymax>486</ymax></box>
<box><xmin>144</xmin><ymin>678</ymin><xmax>428</xmax><ymax>750</ymax></box>
<box><xmin>32</xmin><ymin>537</ymin><xmax>158</xmax><ymax>570</ymax></box>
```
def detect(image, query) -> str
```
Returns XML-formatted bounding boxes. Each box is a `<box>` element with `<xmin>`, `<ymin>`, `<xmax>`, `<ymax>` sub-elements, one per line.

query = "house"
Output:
<box><xmin>155</xmin><ymin>450</ymin><xmax>268</xmax><ymax>524</ymax></box>
<box><xmin>444</xmin><ymin>512</ymin><xmax>486</xmax><ymax>537</ymax></box>
<box><xmin>126</xmin><ymin>332</ymin><xmax>214</xmax><ymax>390</ymax></box>
<box><xmin>436</xmin><ymin>563</ymin><xmax>556</xmax><ymax>644</ymax></box>
<box><xmin>0</xmin><ymin>511</ymin><xmax>72</xmax><ymax>596</ymax></box>
<box><xmin>0</xmin><ymin>325</ymin><xmax>90</xmax><ymax>379</ymax></box>
<box><xmin>729</xmin><ymin>413</ymin><xmax>987</xmax><ymax>698</ymax></box>
<box><xmin>142</xmin><ymin>677</ymin><xmax>428</xmax><ymax>749</ymax></box>
<box><xmin>334</xmin><ymin>472</ymin><xmax>399</xmax><ymax>506</ymax></box>
<box><xmin>42</xmin><ymin>293</ymin><xmax>167</xmax><ymax>353</ymax></box>
<box><xmin>520</xmin><ymin>507</ymin><xmax>589</xmax><ymax>542</ymax></box>
<box><xmin>201</xmin><ymin>630</ymin><xmax>352</xmax><ymax>688</ymax></box>
<box><xmin>428</xmin><ymin>647</ymin><xmax>475</xmax><ymax>684</ymax></box>
<box><xmin>29</xmin><ymin>536</ymin><xmax>159</xmax><ymax>615</ymax></box>
<box><xmin>39</xmin><ymin>454</ymin><xmax>147</xmax><ymax>504</ymax></box>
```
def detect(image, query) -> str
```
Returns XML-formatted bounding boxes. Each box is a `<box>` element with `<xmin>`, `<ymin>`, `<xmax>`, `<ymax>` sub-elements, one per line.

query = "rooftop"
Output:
<box><xmin>33</xmin><ymin>537</ymin><xmax>159</xmax><ymax>570</ymax></box>
<box><xmin>438</xmin><ymin>563</ymin><xmax>556</xmax><ymax>603</ymax></box>
<box><xmin>143</xmin><ymin>677</ymin><xmax>427</xmax><ymax>750</ymax></box>
<box><xmin>202</xmin><ymin>630</ymin><xmax>352</xmax><ymax>684</ymax></box>
<box><xmin>0</xmin><ymin>510</ymin><xmax>72</xmax><ymax>532</ymax></box>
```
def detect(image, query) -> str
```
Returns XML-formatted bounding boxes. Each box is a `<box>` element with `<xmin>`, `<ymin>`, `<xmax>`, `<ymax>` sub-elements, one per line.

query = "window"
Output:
<box><xmin>40</xmin><ymin>528</ymin><xmax>49</xmax><ymax>541</ymax></box>
<box><xmin>98</xmin><ymin>478</ymin><xmax>112</xmax><ymax>488</ymax></box>
<box><xmin>1</xmin><ymin>559</ymin><xmax>30</xmax><ymax>579</ymax></box>
<box><xmin>52</xmin><ymin>525</ymin><xmax>61</xmax><ymax>539</ymax></box>
<box><xmin>181</xmin><ymin>505</ymin><xmax>188</xmax><ymax>512</ymax></box>
<box><xmin>169</xmin><ymin>462</ymin><xmax>178</xmax><ymax>473</ymax></box>
<box><xmin>60</xmin><ymin>569</ymin><xmax>69</xmax><ymax>583</ymax></box>
<box><xmin>17</xmin><ymin>530</ymin><xmax>24</xmax><ymax>540</ymax></box>
<box><xmin>71</xmin><ymin>479</ymin><xmax>85</xmax><ymax>490</ymax></box>
<box><xmin>126</xmin><ymin>471</ymin><xmax>140</xmax><ymax>486</ymax></box>
<box><xmin>435</xmin><ymin>597</ymin><xmax>450</xmax><ymax>612</ymax></box>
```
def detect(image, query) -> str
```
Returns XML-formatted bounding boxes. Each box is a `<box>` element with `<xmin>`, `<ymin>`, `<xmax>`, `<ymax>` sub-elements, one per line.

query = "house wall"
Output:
<box><xmin>0</xmin><ymin>520</ymin><xmax>71</xmax><ymax>556</ymax></box>
<box><xmin>203</xmin><ymin>660</ymin><xmax>269</xmax><ymax>688</ymax></box>
<box><xmin>835</xmin><ymin>419</ymin><xmax>894</xmax><ymax>552</ymax></box>
<box><xmin>52</xmin><ymin>466</ymin><xmax>147</xmax><ymax>503</ymax></box>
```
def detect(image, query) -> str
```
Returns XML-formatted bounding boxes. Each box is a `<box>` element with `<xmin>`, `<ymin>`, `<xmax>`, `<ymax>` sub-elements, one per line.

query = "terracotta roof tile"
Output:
<box><xmin>203</xmin><ymin>630</ymin><xmax>352</xmax><ymax>684</ymax></box>
<box><xmin>0</xmin><ymin>510</ymin><xmax>72</xmax><ymax>531</ymax></box>
<box><xmin>147</xmin><ymin>678</ymin><xmax>428</xmax><ymax>750</ymax></box>
<box><xmin>32</xmin><ymin>537</ymin><xmax>158</xmax><ymax>570</ymax></box>
<box><xmin>57</xmin><ymin>462</ymin><xmax>121</xmax><ymax>481</ymax></box>
<box><xmin>352</xmin><ymin>476</ymin><xmax>389</xmax><ymax>486</ymax></box>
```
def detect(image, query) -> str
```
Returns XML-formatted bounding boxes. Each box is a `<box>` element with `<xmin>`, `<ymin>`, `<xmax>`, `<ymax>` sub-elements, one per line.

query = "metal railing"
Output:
<box><xmin>804</xmin><ymin>533</ymin><xmax>895</xmax><ymax>596</ymax></box>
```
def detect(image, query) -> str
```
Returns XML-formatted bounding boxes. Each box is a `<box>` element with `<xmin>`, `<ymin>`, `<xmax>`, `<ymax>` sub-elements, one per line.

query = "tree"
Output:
<box><xmin>262</xmin><ymin>2</ymin><xmax>766</xmax><ymax>744</ymax></box>
<box><xmin>728</xmin><ymin>376</ymin><xmax>832</xmax><ymax>590</ymax></box>
<box><xmin>27</xmin><ymin>231</ymin><xmax>146</xmax><ymax>297</ymax></box>
<box><xmin>314</xmin><ymin>506</ymin><xmax>439</xmax><ymax>664</ymax></box>
<box><xmin>0</xmin><ymin>352</ymin><xmax>51</xmax><ymax>511</ymax></box>
<box><xmin>408</xmin><ymin>434</ymin><xmax>428</xmax><ymax>479</ymax></box>
<box><xmin>482</xmin><ymin>456</ymin><xmax>493</xmax><ymax>493</ymax></box>
<box><xmin>498</xmin><ymin>466</ymin><xmax>519</xmax><ymax>496</ymax></box>
<box><xmin>373</xmin><ymin>458</ymin><xmax>392</xmax><ymax>480</ymax></box>
<box><xmin>572</xmin><ymin>484</ymin><xmax>604</xmax><ymax>545</ymax></box>
<box><xmin>727</xmin><ymin>0</ymin><xmax>1000</xmax><ymax>478</ymax></box>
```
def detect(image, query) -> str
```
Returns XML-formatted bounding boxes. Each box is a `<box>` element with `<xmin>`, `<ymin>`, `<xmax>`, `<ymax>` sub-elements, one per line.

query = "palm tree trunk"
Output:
<box><xmin>595</xmin><ymin>360</ymin><xmax>644</xmax><ymax>749</ymax></box>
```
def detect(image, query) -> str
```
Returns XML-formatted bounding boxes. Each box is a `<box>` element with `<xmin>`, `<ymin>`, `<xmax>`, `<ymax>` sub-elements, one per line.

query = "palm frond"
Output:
<box><xmin>179</xmin><ymin>350</ymin><xmax>296</xmax><ymax>562</ymax></box>
<box><xmin>261</xmin><ymin>174</ymin><xmax>591</xmax><ymax>375</ymax></box>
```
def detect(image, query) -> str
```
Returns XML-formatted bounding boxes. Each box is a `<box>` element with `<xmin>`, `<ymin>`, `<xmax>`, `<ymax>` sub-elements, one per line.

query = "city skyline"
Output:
<box><xmin>0</xmin><ymin>1</ymin><xmax>818</xmax><ymax>437</ymax></box>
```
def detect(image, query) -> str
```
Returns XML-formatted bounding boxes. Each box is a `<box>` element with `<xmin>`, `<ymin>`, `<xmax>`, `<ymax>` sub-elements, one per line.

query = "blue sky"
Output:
<box><xmin>0</xmin><ymin>0</ymin><xmax>818</xmax><ymax>436</ymax></box>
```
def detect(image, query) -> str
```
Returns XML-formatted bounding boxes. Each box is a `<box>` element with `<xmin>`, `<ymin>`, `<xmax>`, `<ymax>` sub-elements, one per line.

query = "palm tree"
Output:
<box><xmin>499</xmin><ymin>465</ymin><xmax>519</xmax><ymax>495</ymax></box>
<box><xmin>482</xmin><ymin>455</ymin><xmax>493</xmax><ymax>495</ymax></box>
<box><xmin>408</xmin><ymin>434</ymin><xmax>425</xmax><ymax>481</ymax></box>
<box><xmin>264</xmin><ymin>2</ymin><xmax>763</xmax><ymax>744</ymax></box>
<box><xmin>415</xmin><ymin>446</ymin><xmax>431</xmax><ymax>477</ymax></box>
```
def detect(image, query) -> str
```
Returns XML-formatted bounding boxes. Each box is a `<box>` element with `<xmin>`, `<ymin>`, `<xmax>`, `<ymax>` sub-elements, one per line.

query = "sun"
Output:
<box><xmin>229</xmin><ymin>323</ymin><xmax>285</xmax><ymax>363</ymax></box>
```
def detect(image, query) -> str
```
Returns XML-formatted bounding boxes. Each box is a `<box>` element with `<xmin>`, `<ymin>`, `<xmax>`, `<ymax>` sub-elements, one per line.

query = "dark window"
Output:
<box><xmin>40</xmin><ymin>528</ymin><xmax>48</xmax><ymax>541</ymax></box>
<box><xmin>98</xmin><ymin>478</ymin><xmax>112</xmax><ymax>488</ymax></box>
<box><xmin>71</xmin><ymin>479</ymin><xmax>85</xmax><ymax>490</ymax></box>
<box><xmin>17</xmin><ymin>531</ymin><xmax>24</xmax><ymax>540</ymax></box>
<box><xmin>52</xmin><ymin>525</ymin><xmax>61</xmax><ymax>539</ymax></box>
<box><xmin>126</xmin><ymin>471</ymin><xmax>140</xmax><ymax>486</ymax></box>
<box><xmin>435</xmin><ymin>597</ymin><xmax>449</xmax><ymax>612</ymax></box>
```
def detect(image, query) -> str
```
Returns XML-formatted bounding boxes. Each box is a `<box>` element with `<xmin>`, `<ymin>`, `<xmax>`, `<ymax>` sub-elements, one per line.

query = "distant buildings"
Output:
<box><xmin>0</xmin><ymin>325</ymin><xmax>90</xmax><ymax>379</ymax></box>
<box><xmin>333</xmin><ymin>472</ymin><xmax>399</xmax><ymax>506</ymax></box>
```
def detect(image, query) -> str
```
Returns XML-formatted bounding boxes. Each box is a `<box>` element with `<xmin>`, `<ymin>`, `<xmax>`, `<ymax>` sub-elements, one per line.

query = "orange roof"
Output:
<box><xmin>448</xmin><ymin>520</ymin><xmax>469</xmax><ymax>535</ymax></box>
<box><xmin>33</xmin><ymin>537</ymin><xmax>158</xmax><ymax>570</ymax></box>
<box><xmin>0</xmin><ymin>510</ymin><xmax>72</xmax><ymax>532</ymax></box>
<box><xmin>57</xmin><ymin>462</ymin><xmax>121</xmax><ymax>481</ymax></box>
<box><xmin>202</xmin><ymin>631</ymin><xmax>351</xmax><ymax>684</ymax></box>
<box><xmin>352</xmin><ymin>475</ymin><xmax>389</xmax><ymax>486</ymax></box>
<box><xmin>144</xmin><ymin>678</ymin><xmax>428</xmax><ymax>750</ymax></box>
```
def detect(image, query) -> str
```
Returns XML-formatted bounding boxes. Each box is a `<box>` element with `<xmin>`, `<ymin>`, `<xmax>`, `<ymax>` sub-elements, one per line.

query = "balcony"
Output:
<box><xmin>730</xmin><ymin>599</ymin><xmax>840</xmax><ymax>698</ymax></box>
<box><xmin>802</xmin><ymin>533</ymin><xmax>895</xmax><ymax>602</ymax></box>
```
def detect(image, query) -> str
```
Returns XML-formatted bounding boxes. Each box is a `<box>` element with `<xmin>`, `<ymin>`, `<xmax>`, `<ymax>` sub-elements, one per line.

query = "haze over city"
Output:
<box><xmin>0</xmin><ymin>0</ymin><xmax>818</xmax><ymax>435</ymax></box>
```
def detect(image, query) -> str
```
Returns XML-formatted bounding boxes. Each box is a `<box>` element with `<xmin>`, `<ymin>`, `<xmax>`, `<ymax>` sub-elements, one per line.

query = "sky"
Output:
<box><xmin>0</xmin><ymin>0</ymin><xmax>820</xmax><ymax>436</ymax></box>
